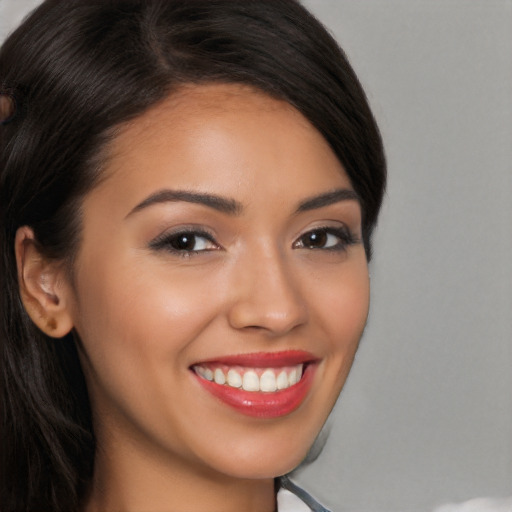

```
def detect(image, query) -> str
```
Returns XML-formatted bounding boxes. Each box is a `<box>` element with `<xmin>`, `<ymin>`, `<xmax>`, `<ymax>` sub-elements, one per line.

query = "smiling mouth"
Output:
<box><xmin>193</xmin><ymin>363</ymin><xmax>304</xmax><ymax>392</ymax></box>
<box><xmin>190</xmin><ymin>351</ymin><xmax>317</xmax><ymax>418</ymax></box>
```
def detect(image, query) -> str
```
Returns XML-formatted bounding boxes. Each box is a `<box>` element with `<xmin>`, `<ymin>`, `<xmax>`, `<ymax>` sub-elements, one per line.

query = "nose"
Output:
<box><xmin>226</xmin><ymin>248</ymin><xmax>308</xmax><ymax>336</ymax></box>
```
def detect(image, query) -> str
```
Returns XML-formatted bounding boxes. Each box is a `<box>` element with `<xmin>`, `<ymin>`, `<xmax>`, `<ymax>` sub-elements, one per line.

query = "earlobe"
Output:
<box><xmin>15</xmin><ymin>226</ymin><xmax>75</xmax><ymax>338</ymax></box>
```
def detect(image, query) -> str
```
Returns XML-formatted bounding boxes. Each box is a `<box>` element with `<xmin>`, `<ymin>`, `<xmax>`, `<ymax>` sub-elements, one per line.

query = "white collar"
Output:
<box><xmin>277</xmin><ymin>488</ymin><xmax>313</xmax><ymax>512</ymax></box>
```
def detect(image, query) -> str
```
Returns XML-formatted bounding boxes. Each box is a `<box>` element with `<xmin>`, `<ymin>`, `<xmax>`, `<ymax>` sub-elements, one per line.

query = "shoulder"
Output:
<box><xmin>277</xmin><ymin>476</ymin><xmax>332</xmax><ymax>512</ymax></box>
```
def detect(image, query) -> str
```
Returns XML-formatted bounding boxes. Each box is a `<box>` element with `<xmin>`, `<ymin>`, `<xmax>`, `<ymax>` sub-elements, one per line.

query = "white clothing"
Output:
<box><xmin>277</xmin><ymin>476</ymin><xmax>331</xmax><ymax>512</ymax></box>
<box><xmin>434</xmin><ymin>497</ymin><xmax>512</xmax><ymax>512</ymax></box>
<box><xmin>277</xmin><ymin>488</ymin><xmax>315</xmax><ymax>512</ymax></box>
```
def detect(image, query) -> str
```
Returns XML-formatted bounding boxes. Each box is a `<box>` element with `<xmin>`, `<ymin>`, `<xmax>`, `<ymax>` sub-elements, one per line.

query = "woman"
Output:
<box><xmin>0</xmin><ymin>1</ymin><xmax>386</xmax><ymax>511</ymax></box>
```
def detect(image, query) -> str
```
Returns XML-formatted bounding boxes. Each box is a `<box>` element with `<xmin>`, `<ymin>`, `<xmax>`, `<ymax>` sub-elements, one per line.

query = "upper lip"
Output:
<box><xmin>191</xmin><ymin>350</ymin><xmax>318</xmax><ymax>368</ymax></box>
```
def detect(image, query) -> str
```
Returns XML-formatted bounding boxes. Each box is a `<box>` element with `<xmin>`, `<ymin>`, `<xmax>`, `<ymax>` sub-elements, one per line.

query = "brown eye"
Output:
<box><xmin>171</xmin><ymin>233</ymin><xmax>198</xmax><ymax>251</ymax></box>
<box><xmin>302</xmin><ymin>230</ymin><xmax>328</xmax><ymax>249</ymax></box>
<box><xmin>150</xmin><ymin>230</ymin><xmax>219</xmax><ymax>255</ymax></box>
<box><xmin>294</xmin><ymin>227</ymin><xmax>357</xmax><ymax>251</ymax></box>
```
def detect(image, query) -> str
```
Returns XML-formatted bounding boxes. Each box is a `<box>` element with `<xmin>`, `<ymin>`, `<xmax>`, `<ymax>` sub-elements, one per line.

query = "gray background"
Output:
<box><xmin>1</xmin><ymin>1</ymin><xmax>511</xmax><ymax>511</ymax></box>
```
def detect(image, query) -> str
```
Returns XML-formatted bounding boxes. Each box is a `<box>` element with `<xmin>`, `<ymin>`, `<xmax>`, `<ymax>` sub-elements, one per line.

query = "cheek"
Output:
<box><xmin>315</xmin><ymin>257</ymin><xmax>369</xmax><ymax>344</ymax></box>
<box><xmin>75</xmin><ymin>254</ymin><xmax>216</xmax><ymax>346</ymax></box>
<box><xmin>331</xmin><ymin>275</ymin><xmax>369</xmax><ymax>346</ymax></box>
<box><xmin>69</xmin><ymin>257</ymin><xmax>233</xmax><ymax>462</ymax></box>
<box><xmin>70</xmin><ymin>256</ymin><xmax>221</xmax><ymax>409</ymax></box>
<box><xmin>308</xmin><ymin>256</ymin><xmax>370</xmax><ymax>386</ymax></box>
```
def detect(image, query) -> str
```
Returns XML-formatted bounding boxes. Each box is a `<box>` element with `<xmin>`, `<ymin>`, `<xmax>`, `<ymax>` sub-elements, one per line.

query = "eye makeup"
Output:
<box><xmin>148</xmin><ymin>222</ymin><xmax>360</xmax><ymax>260</ymax></box>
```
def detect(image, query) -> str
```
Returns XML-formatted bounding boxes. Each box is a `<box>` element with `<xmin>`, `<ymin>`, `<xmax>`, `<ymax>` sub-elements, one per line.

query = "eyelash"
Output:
<box><xmin>149</xmin><ymin>226</ymin><xmax>359</xmax><ymax>258</ymax></box>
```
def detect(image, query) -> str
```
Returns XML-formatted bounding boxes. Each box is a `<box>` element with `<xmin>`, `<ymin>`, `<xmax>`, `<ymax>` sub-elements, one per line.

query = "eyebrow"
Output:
<box><xmin>295</xmin><ymin>188</ymin><xmax>359</xmax><ymax>212</ymax></box>
<box><xmin>126</xmin><ymin>189</ymin><xmax>243</xmax><ymax>217</ymax></box>
<box><xmin>126</xmin><ymin>187</ymin><xmax>359</xmax><ymax>218</ymax></box>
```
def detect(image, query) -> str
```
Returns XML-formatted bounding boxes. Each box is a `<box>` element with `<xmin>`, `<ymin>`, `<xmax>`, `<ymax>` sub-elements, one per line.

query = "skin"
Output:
<box><xmin>0</xmin><ymin>93</ymin><xmax>16</xmax><ymax>123</ymax></box>
<box><xmin>17</xmin><ymin>84</ymin><xmax>370</xmax><ymax>512</ymax></box>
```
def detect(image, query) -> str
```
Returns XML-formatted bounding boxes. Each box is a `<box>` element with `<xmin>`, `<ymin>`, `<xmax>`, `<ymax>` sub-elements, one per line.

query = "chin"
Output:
<box><xmin>198</xmin><ymin>427</ymin><xmax>319</xmax><ymax>481</ymax></box>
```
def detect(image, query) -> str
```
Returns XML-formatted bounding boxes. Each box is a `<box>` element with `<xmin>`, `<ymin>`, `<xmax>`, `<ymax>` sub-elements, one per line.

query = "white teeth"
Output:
<box><xmin>196</xmin><ymin>366</ymin><xmax>213</xmax><ymax>381</ymax></box>
<box><xmin>227</xmin><ymin>369</ymin><xmax>242</xmax><ymax>388</ymax></box>
<box><xmin>276</xmin><ymin>371</ymin><xmax>289</xmax><ymax>390</ymax></box>
<box><xmin>195</xmin><ymin>363</ymin><xmax>305</xmax><ymax>392</ymax></box>
<box><xmin>260</xmin><ymin>370</ymin><xmax>277</xmax><ymax>392</ymax></box>
<box><xmin>242</xmin><ymin>371</ymin><xmax>260</xmax><ymax>391</ymax></box>
<box><xmin>214</xmin><ymin>368</ymin><xmax>226</xmax><ymax>385</ymax></box>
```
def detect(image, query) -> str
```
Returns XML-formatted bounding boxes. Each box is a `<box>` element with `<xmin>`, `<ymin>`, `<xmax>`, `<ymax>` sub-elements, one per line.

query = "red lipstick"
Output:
<box><xmin>191</xmin><ymin>350</ymin><xmax>318</xmax><ymax>419</ymax></box>
<box><xmin>196</xmin><ymin>350</ymin><xmax>316</xmax><ymax>367</ymax></box>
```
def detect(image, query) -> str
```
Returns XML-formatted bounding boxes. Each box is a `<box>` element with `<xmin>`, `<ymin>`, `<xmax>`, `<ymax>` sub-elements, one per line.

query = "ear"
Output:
<box><xmin>15</xmin><ymin>226</ymin><xmax>75</xmax><ymax>338</ymax></box>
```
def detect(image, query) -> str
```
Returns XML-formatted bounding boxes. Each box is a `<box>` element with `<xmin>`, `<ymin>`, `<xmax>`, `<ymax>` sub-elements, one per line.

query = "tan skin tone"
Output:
<box><xmin>16</xmin><ymin>84</ymin><xmax>369</xmax><ymax>512</ymax></box>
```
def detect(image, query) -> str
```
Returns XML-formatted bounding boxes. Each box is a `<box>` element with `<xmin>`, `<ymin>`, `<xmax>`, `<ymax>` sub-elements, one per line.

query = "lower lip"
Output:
<box><xmin>193</xmin><ymin>364</ymin><xmax>316</xmax><ymax>419</ymax></box>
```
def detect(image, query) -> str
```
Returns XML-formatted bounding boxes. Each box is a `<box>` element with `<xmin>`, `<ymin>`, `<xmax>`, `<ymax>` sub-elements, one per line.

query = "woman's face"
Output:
<box><xmin>66</xmin><ymin>84</ymin><xmax>369</xmax><ymax>480</ymax></box>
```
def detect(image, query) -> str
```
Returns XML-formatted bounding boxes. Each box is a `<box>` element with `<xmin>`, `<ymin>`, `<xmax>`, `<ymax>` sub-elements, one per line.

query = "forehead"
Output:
<box><xmin>107</xmin><ymin>83</ymin><xmax>327</xmax><ymax>166</ymax></box>
<box><xmin>94</xmin><ymin>83</ymin><xmax>352</xmax><ymax>213</ymax></box>
<box><xmin>114</xmin><ymin>83</ymin><xmax>308</xmax><ymax>138</ymax></box>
